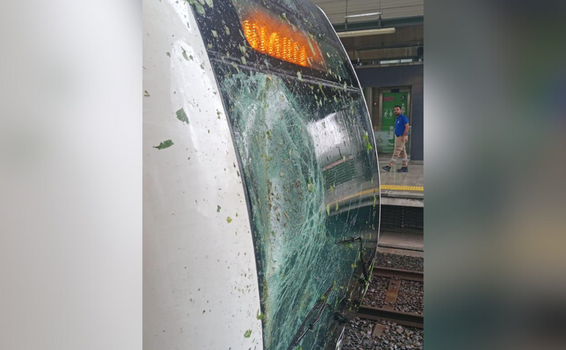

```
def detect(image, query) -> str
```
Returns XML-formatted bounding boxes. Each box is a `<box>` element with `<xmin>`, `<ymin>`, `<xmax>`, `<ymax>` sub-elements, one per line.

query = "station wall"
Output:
<box><xmin>355</xmin><ymin>64</ymin><xmax>423</xmax><ymax>161</ymax></box>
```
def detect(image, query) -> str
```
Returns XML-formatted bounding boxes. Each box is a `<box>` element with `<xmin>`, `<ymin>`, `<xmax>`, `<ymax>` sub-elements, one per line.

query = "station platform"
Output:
<box><xmin>378</xmin><ymin>230</ymin><xmax>423</xmax><ymax>252</ymax></box>
<box><xmin>379</xmin><ymin>159</ymin><xmax>423</xmax><ymax>207</ymax></box>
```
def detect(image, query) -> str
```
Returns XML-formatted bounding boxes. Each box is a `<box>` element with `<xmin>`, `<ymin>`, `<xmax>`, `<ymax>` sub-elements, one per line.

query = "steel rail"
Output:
<box><xmin>357</xmin><ymin>305</ymin><xmax>423</xmax><ymax>329</ymax></box>
<box><xmin>372</xmin><ymin>267</ymin><xmax>423</xmax><ymax>282</ymax></box>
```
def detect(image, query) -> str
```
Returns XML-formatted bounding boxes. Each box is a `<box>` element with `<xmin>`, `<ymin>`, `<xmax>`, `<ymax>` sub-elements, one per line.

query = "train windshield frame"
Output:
<box><xmin>188</xmin><ymin>1</ymin><xmax>380</xmax><ymax>349</ymax></box>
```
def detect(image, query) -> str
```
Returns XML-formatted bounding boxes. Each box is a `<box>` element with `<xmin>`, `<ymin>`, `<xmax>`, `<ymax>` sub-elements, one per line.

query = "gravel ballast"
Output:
<box><xmin>341</xmin><ymin>318</ymin><xmax>424</xmax><ymax>350</ymax></box>
<box><xmin>340</xmin><ymin>251</ymin><xmax>424</xmax><ymax>349</ymax></box>
<box><xmin>375</xmin><ymin>252</ymin><xmax>424</xmax><ymax>272</ymax></box>
<box><xmin>363</xmin><ymin>276</ymin><xmax>389</xmax><ymax>308</ymax></box>
<box><xmin>394</xmin><ymin>280</ymin><xmax>424</xmax><ymax>315</ymax></box>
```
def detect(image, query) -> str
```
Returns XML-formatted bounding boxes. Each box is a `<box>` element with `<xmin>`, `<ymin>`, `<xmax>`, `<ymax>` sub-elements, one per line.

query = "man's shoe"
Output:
<box><xmin>381</xmin><ymin>165</ymin><xmax>391</xmax><ymax>172</ymax></box>
<box><xmin>397</xmin><ymin>167</ymin><xmax>408</xmax><ymax>173</ymax></box>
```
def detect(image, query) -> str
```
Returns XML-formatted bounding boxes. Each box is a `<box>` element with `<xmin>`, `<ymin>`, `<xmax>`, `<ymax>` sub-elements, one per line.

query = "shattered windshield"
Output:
<box><xmin>217</xmin><ymin>68</ymin><xmax>378</xmax><ymax>349</ymax></box>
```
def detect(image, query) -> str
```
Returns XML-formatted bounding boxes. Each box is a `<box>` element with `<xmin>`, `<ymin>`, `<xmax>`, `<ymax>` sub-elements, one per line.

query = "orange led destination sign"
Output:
<box><xmin>241</xmin><ymin>11</ymin><xmax>324</xmax><ymax>68</ymax></box>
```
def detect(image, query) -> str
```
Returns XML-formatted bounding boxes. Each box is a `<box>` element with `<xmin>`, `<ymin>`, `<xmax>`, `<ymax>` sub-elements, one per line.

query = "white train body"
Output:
<box><xmin>144</xmin><ymin>0</ymin><xmax>380</xmax><ymax>349</ymax></box>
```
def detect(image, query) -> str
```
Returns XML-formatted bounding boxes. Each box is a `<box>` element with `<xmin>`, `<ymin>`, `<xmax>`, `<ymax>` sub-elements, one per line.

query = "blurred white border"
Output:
<box><xmin>0</xmin><ymin>1</ymin><xmax>142</xmax><ymax>349</ymax></box>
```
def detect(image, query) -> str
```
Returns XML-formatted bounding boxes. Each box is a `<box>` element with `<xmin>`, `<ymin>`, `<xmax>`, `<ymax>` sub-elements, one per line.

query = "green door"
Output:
<box><xmin>381</xmin><ymin>91</ymin><xmax>409</xmax><ymax>153</ymax></box>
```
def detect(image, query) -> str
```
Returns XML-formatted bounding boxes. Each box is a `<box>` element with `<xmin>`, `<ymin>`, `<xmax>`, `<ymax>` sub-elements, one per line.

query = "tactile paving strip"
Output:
<box><xmin>380</xmin><ymin>185</ymin><xmax>423</xmax><ymax>192</ymax></box>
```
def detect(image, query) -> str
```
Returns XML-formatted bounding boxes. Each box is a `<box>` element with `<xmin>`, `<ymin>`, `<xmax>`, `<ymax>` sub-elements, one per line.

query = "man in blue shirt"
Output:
<box><xmin>382</xmin><ymin>106</ymin><xmax>409</xmax><ymax>172</ymax></box>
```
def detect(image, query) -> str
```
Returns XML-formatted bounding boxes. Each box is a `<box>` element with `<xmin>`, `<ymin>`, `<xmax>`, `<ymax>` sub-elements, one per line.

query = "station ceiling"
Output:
<box><xmin>310</xmin><ymin>0</ymin><xmax>424</xmax><ymax>25</ymax></box>
<box><xmin>309</xmin><ymin>0</ymin><xmax>424</xmax><ymax>65</ymax></box>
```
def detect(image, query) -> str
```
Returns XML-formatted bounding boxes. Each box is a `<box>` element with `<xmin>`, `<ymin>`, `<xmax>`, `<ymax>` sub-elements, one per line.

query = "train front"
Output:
<box><xmin>144</xmin><ymin>0</ymin><xmax>380</xmax><ymax>349</ymax></box>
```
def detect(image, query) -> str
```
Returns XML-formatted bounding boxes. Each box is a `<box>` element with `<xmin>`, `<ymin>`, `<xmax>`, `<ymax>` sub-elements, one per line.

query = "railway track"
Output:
<box><xmin>357</xmin><ymin>267</ymin><xmax>424</xmax><ymax>329</ymax></box>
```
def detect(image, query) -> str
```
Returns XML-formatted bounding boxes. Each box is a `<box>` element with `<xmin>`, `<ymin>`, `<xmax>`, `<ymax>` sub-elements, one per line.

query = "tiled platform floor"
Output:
<box><xmin>378</xmin><ymin>159</ymin><xmax>423</xmax><ymax>207</ymax></box>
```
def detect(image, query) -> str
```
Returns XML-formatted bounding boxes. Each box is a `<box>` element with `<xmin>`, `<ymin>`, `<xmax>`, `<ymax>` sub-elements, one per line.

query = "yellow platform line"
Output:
<box><xmin>381</xmin><ymin>185</ymin><xmax>423</xmax><ymax>192</ymax></box>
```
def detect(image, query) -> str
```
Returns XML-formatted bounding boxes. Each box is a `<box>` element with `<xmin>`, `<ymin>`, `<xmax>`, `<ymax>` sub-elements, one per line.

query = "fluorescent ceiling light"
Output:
<box><xmin>344</xmin><ymin>12</ymin><xmax>382</xmax><ymax>19</ymax></box>
<box><xmin>337</xmin><ymin>27</ymin><xmax>396</xmax><ymax>38</ymax></box>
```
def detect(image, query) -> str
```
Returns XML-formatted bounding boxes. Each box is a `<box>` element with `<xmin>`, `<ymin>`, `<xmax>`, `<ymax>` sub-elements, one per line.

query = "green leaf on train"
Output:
<box><xmin>194</xmin><ymin>2</ymin><xmax>205</xmax><ymax>15</ymax></box>
<box><xmin>176</xmin><ymin>108</ymin><xmax>189</xmax><ymax>124</ymax></box>
<box><xmin>153</xmin><ymin>140</ymin><xmax>174</xmax><ymax>150</ymax></box>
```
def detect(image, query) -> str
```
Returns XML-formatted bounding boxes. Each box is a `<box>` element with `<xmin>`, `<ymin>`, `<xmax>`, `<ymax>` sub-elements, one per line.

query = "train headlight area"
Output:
<box><xmin>145</xmin><ymin>0</ymin><xmax>422</xmax><ymax>349</ymax></box>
